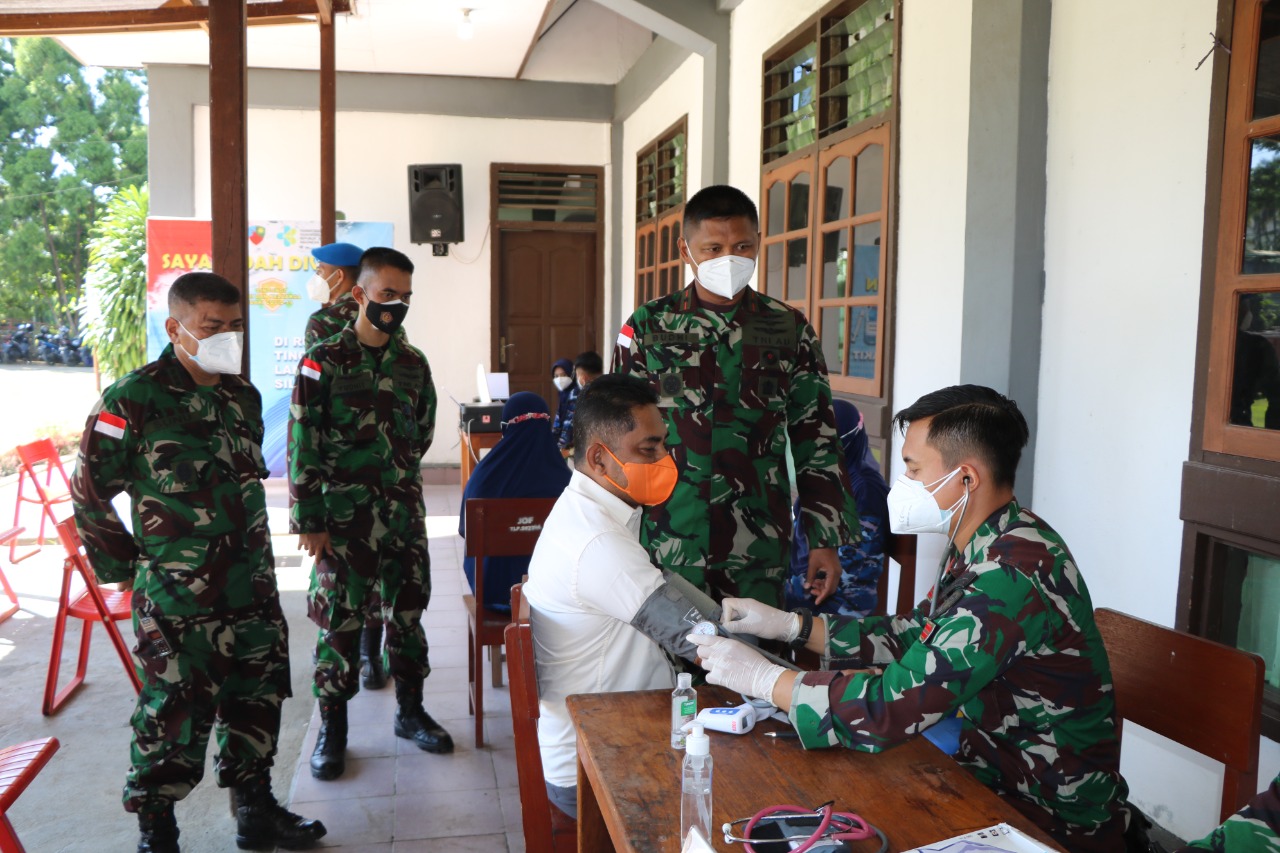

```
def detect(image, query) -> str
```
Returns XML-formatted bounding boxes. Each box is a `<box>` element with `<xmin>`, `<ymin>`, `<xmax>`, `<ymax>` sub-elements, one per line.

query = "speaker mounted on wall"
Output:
<box><xmin>408</xmin><ymin>164</ymin><xmax>463</xmax><ymax>244</ymax></box>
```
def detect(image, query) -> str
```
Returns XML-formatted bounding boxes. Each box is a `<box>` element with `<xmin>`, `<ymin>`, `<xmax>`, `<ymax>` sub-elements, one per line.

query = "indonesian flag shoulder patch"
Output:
<box><xmin>919</xmin><ymin>619</ymin><xmax>939</xmax><ymax>645</ymax></box>
<box><xmin>616</xmin><ymin>324</ymin><xmax>635</xmax><ymax>349</ymax></box>
<box><xmin>94</xmin><ymin>411</ymin><xmax>127</xmax><ymax>440</ymax></box>
<box><xmin>300</xmin><ymin>358</ymin><xmax>322</xmax><ymax>381</ymax></box>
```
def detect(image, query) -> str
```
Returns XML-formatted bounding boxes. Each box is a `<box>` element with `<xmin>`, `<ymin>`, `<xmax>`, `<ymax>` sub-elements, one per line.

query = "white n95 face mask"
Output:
<box><xmin>178</xmin><ymin>321</ymin><xmax>244</xmax><ymax>375</ymax></box>
<box><xmin>886</xmin><ymin>468</ymin><xmax>967</xmax><ymax>535</ymax></box>
<box><xmin>552</xmin><ymin>375</ymin><xmax>573</xmax><ymax>392</ymax></box>
<box><xmin>690</xmin><ymin>253</ymin><xmax>756</xmax><ymax>300</ymax></box>
<box><xmin>306</xmin><ymin>270</ymin><xmax>338</xmax><ymax>302</ymax></box>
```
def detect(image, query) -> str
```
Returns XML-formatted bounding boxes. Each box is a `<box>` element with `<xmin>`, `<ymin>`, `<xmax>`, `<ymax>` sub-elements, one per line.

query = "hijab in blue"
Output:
<box><xmin>460</xmin><ymin>392</ymin><xmax>572</xmax><ymax>608</ymax></box>
<box><xmin>833</xmin><ymin>399</ymin><xmax>889</xmax><ymax>518</ymax></box>
<box><xmin>552</xmin><ymin>358</ymin><xmax>574</xmax><ymax>422</ymax></box>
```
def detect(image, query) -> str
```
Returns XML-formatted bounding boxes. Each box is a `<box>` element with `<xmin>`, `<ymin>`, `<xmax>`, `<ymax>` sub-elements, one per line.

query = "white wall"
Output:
<box><xmin>193</xmin><ymin>106</ymin><xmax>610</xmax><ymax>465</ymax></box>
<box><xmin>618</xmin><ymin>53</ymin><xmax>704</xmax><ymax>316</ymax></box>
<box><xmin>1038</xmin><ymin>0</ymin><xmax>1255</xmax><ymax>838</ymax></box>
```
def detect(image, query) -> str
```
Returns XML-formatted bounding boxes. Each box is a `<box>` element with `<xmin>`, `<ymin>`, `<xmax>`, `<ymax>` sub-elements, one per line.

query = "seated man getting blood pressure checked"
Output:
<box><xmin>688</xmin><ymin>385</ymin><xmax>1146</xmax><ymax>853</ymax></box>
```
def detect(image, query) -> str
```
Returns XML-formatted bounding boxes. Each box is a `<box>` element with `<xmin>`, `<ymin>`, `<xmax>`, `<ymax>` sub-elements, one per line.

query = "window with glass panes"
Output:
<box><xmin>1180</xmin><ymin>0</ymin><xmax>1280</xmax><ymax>738</ymax></box>
<box><xmin>635</xmin><ymin>118</ymin><xmax>687</xmax><ymax>307</ymax></box>
<box><xmin>760</xmin><ymin>0</ymin><xmax>896</xmax><ymax>401</ymax></box>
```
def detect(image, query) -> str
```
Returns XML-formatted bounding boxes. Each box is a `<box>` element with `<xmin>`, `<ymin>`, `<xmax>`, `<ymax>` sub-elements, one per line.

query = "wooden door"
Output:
<box><xmin>497</xmin><ymin>229</ymin><xmax>597</xmax><ymax>412</ymax></box>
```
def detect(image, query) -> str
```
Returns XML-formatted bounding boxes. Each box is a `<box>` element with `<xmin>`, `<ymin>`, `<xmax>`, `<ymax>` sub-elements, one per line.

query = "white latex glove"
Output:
<box><xmin>687</xmin><ymin>633</ymin><xmax>787</xmax><ymax>703</ymax></box>
<box><xmin>720</xmin><ymin>597</ymin><xmax>800</xmax><ymax>642</ymax></box>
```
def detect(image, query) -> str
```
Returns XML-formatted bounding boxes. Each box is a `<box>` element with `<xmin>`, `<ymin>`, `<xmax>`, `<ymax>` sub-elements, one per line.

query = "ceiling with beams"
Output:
<box><xmin>45</xmin><ymin>0</ymin><xmax>657</xmax><ymax>85</ymax></box>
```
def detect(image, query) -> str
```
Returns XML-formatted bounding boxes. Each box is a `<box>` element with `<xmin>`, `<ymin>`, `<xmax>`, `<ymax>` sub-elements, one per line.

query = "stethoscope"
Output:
<box><xmin>722</xmin><ymin>801</ymin><xmax>888</xmax><ymax>853</ymax></box>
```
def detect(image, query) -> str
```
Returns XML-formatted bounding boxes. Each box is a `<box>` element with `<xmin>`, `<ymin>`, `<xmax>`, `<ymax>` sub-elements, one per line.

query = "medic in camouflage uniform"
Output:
<box><xmin>289</xmin><ymin>246</ymin><xmax>454</xmax><ymax>784</ymax></box>
<box><xmin>71</xmin><ymin>272</ymin><xmax>325</xmax><ymax>853</ymax></box>
<box><xmin>690</xmin><ymin>386</ymin><xmax>1139</xmax><ymax>853</ymax></box>
<box><xmin>613</xmin><ymin>184</ymin><xmax>857</xmax><ymax>609</ymax></box>
<box><xmin>302</xmin><ymin>241</ymin><xmax>390</xmax><ymax>692</ymax></box>
<box><xmin>1183</xmin><ymin>773</ymin><xmax>1280</xmax><ymax>851</ymax></box>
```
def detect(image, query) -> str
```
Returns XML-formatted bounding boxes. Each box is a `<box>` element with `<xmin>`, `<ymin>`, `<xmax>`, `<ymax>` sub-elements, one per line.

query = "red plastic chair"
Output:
<box><xmin>0</xmin><ymin>528</ymin><xmax>23</xmax><ymax>625</ymax></box>
<box><xmin>44</xmin><ymin>518</ymin><xmax>140</xmax><ymax>716</ymax></box>
<box><xmin>9</xmin><ymin>439</ymin><xmax>73</xmax><ymax>564</ymax></box>
<box><xmin>0</xmin><ymin>737</ymin><xmax>60</xmax><ymax>853</ymax></box>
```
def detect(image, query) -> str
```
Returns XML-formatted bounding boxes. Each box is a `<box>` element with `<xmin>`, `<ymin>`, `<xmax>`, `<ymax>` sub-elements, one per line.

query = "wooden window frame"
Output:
<box><xmin>1180</xmin><ymin>0</ymin><xmax>1280</xmax><ymax>739</ymax></box>
<box><xmin>758</xmin><ymin>0</ymin><xmax>900</xmax><ymax>433</ymax></box>
<box><xmin>1203</xmin><ymin>0</ymin><xmax>1280</xmax><ymax>462</ymax></box>
<box><xmin>635</xmin><ymin>117</ymin><xmax>688</xmax><ymax>308</ymax></box>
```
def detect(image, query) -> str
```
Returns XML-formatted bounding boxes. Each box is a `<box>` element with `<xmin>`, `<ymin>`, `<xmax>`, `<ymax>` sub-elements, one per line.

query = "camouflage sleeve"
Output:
<box><xmin>790</xmin><ymin>569</ymin><xmax>1030</xmax><ymax>751</ymax></box>
<box><xmin>288</xmin><ymin>352</ymin><xmax>329</xmax><ymax>534</ymax></box>
<box><xmin>612</xmin><ymin>311</ymin><xmax>644</xmax><ymax>377</ymax></box>
<box><xmin>788</xmin><ymin>317</ymin><xmax>858</xmax><ymax>550</ymax></box>
<box><xmin>69</xmin><ymin>394</ymin><xmax>140</xmax><ymax>584</ymax></box>
<box><xmin>823</xmin><ymin>605</ymin><xmax>930</xmax><ymax>666</ymax></box>
<box><xmin>304</xmin><ymin>315</ymin><xmax>322</xmax><ymax>351</ymax></box>
<box><xmin>1182</xmin><ymin>773</ymin><xmax>1280</xmax><ymax>851</ymax></box>
<box><xmin>418</xmin><ymin>360</ymin><xmax>437</xmax><ymax>459</ymax></box>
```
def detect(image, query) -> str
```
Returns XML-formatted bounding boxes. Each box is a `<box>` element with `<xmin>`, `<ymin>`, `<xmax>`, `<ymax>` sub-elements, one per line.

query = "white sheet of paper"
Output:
<box><xmin>903</xmin><ymin>823</ymin><xmax>1055</xmax><ymax>853</ymax></box>
<box><xmin>486</xmin><ymin>372</ymin><xmax>510</xmax><ymax>400</ymax></box>
<box><xmin>680</xmin><ymin>826</ymin><xmax>716</xmax><ymax>853</ymax></box>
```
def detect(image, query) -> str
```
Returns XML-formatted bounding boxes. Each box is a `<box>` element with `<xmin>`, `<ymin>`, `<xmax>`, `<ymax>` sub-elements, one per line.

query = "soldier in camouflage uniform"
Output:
<box><xmin>690</xmin><ymin>386</ymin><xmax>1136</xmax><ymax>853</ymax></box>
<box><xmin>613</xmin><ymin>185</ymin><xmax>857</xmax><ymax>609</ymax></box>
<box><xmin>289</xmin><ymin>246</ymin><xmax>454</xmax><ymax>783</ymax></box>
<box><xmin>71</xmin><ymin>272</ymin><xmax>325</xmax><ymax>853</ymax></box>
<box><xmin>1183</xmin><ymin>773</ymin><xmax>1280</xmax><ymax>851</ymax></box>
<box><xmin>303</xmin><ymin>241</ymin><xmax>390</xmax><ymax>691</ymax></box>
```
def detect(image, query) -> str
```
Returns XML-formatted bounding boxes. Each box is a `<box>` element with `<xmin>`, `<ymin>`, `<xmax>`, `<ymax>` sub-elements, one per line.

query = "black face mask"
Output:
<box><xmin>363</xmin><ymin>297</ymin><xmax>408</xmax><ymax>334</ymax></box>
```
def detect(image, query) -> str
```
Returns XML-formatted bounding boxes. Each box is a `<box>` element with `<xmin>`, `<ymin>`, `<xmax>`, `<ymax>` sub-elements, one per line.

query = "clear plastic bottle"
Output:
<box><xmin>670</xmin><ymin>672</ymin><xmax>697</xmax><ymax>749</ymax></box>
<box><xmin>679</xmin><ymin>723</ymin><xmax>713</xmax><ymax>845</ymax></box>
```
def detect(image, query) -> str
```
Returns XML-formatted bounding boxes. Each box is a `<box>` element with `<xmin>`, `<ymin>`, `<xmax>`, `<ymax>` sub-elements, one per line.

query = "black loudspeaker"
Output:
<box><xmin>408</xmin><ymin>164</ymin><xmax>463</xmax><ymax>244</ymax></box>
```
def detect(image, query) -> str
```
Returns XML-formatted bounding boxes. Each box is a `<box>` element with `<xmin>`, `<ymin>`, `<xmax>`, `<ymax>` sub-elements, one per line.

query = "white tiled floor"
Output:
<box><xmin>286</xmin><ymin>484</ymin><xmax>527</xmax><ymax>852</ymax></box>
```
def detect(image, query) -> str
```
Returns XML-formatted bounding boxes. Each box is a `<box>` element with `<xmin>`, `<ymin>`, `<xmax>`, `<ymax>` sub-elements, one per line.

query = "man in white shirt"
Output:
<box><xmin>523</xmin><ymin>373</ymin><xmax>682</xmax><ymax>818</ymax></box>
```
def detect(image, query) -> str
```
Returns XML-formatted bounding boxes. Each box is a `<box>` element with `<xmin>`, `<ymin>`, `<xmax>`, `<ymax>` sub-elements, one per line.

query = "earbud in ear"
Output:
<box><xmin>963</xmin><ymin>476</ymin><xmax>972</xmax><ymax>485</ymax></box>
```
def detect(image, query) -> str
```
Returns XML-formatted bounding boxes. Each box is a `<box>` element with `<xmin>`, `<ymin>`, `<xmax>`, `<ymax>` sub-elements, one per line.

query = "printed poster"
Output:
<box><xmin>145</xmin><ymin>218</ymin><xmax>395</xmax><ymax>476</ymax></box>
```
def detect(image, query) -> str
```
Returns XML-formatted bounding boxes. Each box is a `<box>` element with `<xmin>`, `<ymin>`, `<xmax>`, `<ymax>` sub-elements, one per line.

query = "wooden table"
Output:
<box><xmin>568</xmin><ymin>687</ymin><xmax>1066</xmax><ymax>853</ymax></box>
<box><xmin>458</xmin><ymin>428</ymin><xmax>500</xmax><ymax>490</ymax></box>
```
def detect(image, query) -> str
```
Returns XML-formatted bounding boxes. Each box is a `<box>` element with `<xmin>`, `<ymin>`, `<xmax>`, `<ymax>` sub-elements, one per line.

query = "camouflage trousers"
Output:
<box><xmin>308</xmin><ymin>500</ymin><xmax>431</xmax><ymax>700</ymax></box>
<box><xmin>123</xmin><ymin>600</ymin><xmax>291</xmax><ymax>813</ymax></box>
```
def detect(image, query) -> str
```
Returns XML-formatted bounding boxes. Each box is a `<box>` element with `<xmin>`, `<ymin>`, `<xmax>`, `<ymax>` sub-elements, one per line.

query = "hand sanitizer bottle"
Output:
<box><xmin>671</xmin><ymin>672</ymin><xmax>697</xmax><ymax>749</ymax></box>
<box><xmin>680</xmin><ymin>723</ymin><xmax>713</xmax><ymax>845</ymax></box>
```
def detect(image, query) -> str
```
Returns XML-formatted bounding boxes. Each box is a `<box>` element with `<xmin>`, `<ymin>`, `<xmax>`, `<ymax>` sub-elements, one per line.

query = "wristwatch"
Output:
<box><xmin>790</xmin><ymin>608</ymin><xmax>814</xmax><ymax>647</ymax></box>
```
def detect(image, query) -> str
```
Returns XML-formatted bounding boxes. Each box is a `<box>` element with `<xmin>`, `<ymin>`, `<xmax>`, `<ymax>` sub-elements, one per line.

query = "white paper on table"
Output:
<box><xmin>680</xmin><ymin>826</ymin><xmax>716</xmax><ymax>853</ymax></box>
<box><xmin>903</xmin><ymin>823</ymin><xmax>1056</xmax><ymax>853</ymax></box>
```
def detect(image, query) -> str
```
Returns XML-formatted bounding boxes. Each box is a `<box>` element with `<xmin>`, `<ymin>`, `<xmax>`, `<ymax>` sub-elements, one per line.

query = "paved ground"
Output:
<box><xmin>0</xmin><ymin>361</ymin><xmax>101</xmax><ymax>453</ymax></box>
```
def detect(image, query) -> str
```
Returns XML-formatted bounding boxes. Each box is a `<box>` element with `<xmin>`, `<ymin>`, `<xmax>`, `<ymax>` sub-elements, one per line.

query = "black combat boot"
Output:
<box><xmin>137</xmin><ymin>803</ymin><xmax>180</xmax><ymax>853</ymax></box>
<box><xmin>359</xmin><ymin>620</ymin><xmax>387</xmax><ymax>690</ymax></box>
<box><xmin>308</xmin><ymin>699</ymin><xmax>347</xmax><ymax>780</ymax></box>
<box><xmin>233</xmin><ymin>776</ymin><xmax>326</xmax><ymax>850</ymax></box>
<box><xmin>393</xmin><ymin>679</ymin><xmax>454</xmax><ymax>754</ymax></box>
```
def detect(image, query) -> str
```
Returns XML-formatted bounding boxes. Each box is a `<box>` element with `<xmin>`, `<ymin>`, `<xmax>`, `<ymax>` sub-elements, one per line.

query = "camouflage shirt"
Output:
<box><xmin>1184</xmin><ymin>773</ymin><xmax>1280</xmax><ymax>851</ymax></box>
<box><xmin>288</xmin><ymin>325</ymin><xmax>436</xmax><ymax>533</ymax></box>
<box><xmin>613</xmin><ymin>285</ymin><xmax>857</xmax><ymax>597</ymax></box>
<box><xmin>787</xmin><ymin>500</ymin><xmax>1128</xmax><ymax>852</ymax></box>
<box><xmin>70</xmin><ymin>344</ymin><xmax>279</xmax><ymax>617</ymax></box>
<box><xmin>304</xmin><ymin>292</ymin><xmax>359</xmax><ymax>351</ymax></box>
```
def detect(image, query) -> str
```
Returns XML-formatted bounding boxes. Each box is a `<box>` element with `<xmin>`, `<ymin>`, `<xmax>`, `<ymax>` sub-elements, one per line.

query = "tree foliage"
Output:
<box><xmin>82</xmin><ymin>184</ymin><xmax>148</xmax><ymax>381</ymax></box>
<box><xmin>0</xmin><ymin>37</ymin><xmax>147</xmax><ymax>329</ymax></box>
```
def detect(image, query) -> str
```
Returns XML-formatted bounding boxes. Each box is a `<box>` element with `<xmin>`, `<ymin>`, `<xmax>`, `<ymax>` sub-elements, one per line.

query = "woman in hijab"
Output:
<box><xmin>460</xmin><ymin>392</ymin><xmax>573</xmax><ymax>611</ymax></box>
<box><xmin>550</xmin><ymin>358</ymin><xmax>575</xmax><ymax>440</ymax></box>
<box><xmin>786</xmin><ymin>398</ymin><xmax>890</xmax><ymax>616</ymax></box>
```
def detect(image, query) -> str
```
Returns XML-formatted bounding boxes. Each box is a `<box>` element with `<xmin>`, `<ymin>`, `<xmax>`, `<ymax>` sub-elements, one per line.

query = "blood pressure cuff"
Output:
<box><xmin>630</xmin><ymin>570</ymin><xmax>723</xmax><ymax>663</ymax></box>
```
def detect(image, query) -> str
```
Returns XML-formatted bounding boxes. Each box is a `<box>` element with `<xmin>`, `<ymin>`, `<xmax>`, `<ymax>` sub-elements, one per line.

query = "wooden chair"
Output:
<box><xmin>0</xmin><ymin>528</ymin><xmax>23</xmax><ymax>626</ymax></box>
<box><xmin>0</xmin><ymin>737</ymin><xmax>60</xmax><ymax>853</ymax></box>
<box><xmin>44</xmin><ymin>518</ymin><xmax>141</xmax><ymax>716</ymax></box>
<box><xmin>873</xmin><ymin>532</ymin><xmax>918</xmax><ymax>616</ymax></box>
<box><xmin>1095</xmin><ymin>607</ymin><xmax>1264</xmax><ymax>822</ymax></box>
<box><xmin>506</xmin><ymin>583</ymin><xmax>576</xmax><ymax>853</ymax></box>
<box><xmin>463</xmin><ymin>497</ymin><xmax>557</xmax><ymax>748</ymax></box>
<box><xmin>9</xmin><ymin>439</ymin><xmax>73</xmax><ymax>564</ymax></box>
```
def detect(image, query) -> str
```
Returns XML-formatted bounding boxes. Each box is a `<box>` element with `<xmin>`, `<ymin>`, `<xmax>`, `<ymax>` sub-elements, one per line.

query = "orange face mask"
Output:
<box><xmin>600</xmin><ymin>445</ymin><xmax>678</xmax><ymax>506</ymax></box>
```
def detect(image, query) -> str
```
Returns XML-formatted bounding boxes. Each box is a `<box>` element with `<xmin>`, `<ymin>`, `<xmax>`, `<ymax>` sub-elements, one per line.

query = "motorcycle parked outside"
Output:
<box><xmin>79</xmin><ymin>340</ymin><xmax>94</xmax><ymax>367</ymax></box>
<box><xmin>35</xmin><ymin>326</ymin><xmax>60</xmax><ymax>365</ymax></box>
<box><xmin>57</xmin><ymin>326</ymin><xmax>84</xmax><ymax>366</ymax></box>
<box><xmin>1</xmin><ymin>324</ymin><xmax>33</xmax><ymax>364</ymax></box>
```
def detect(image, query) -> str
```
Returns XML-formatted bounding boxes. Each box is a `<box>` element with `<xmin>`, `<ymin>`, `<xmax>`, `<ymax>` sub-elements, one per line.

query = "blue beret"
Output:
<box><xmin>312</xmin><ymin>242</ymin><xmax>364</xmax><ymax>267</ymax></box>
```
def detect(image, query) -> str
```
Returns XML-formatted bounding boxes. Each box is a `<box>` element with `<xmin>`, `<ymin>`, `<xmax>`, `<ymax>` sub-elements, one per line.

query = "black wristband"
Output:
<box><xmin>791</xmin><ymin>609</ymin><xmax>813</xmax><ymax>647</ymax></box>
